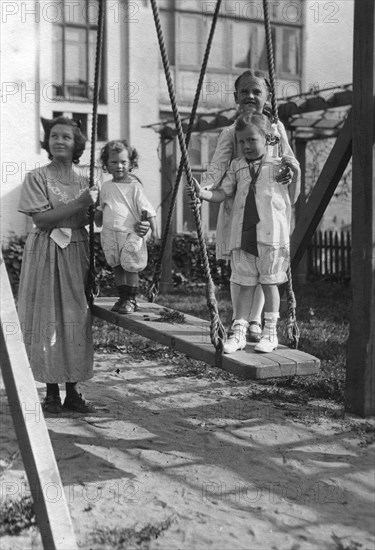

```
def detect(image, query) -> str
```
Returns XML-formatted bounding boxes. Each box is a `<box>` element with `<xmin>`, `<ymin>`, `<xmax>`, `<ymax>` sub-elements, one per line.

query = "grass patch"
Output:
<box><xmin>0</xmin><ymin>496</ymin><xmax>36</xmax><ymax>535</ymax></box>
<box><xmin>93</xmin><ymin>279</ymin><xmax>350</xmax><ymax>404</ymax></box>
<box><xmin>90</xmin><ymin>517</ymin><xmax>174</xmax><ymax>550</ymax></box>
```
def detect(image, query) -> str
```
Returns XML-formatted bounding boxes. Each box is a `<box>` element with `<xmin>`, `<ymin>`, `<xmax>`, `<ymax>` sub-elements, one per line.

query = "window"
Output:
<box><xmin>233</xmin><ymin>23</ymin><xmax>255</xmax><ymax>68</ymax></box>
<box><xmin>178</xmin><ymin>14</ymin><xmax>203</xmax><ymax>67</ymax></box>
<box><xmin>281</xmin><ymin>28</ymin><xmax>300</xmax><ymax>75</ymax></box>
<box><xmin>52</xmin><ymin>110</ymin><xmax>107</xmax><ymax>142</ymax></box>
<box><xmin>52</xmin><ymin>0</ymin><xmax>105</xmax><ymax>101</ymax></box>
<box><xmin>204</xmin><ymin>19</ymin><xmax>227</xmax><ymax>69</ymax></box>
<box><xmin>97</xmin><ymin>114</ymin><xmax>108</xmax><ymax>142</ymax></box>
<box><xmin>161</xmin><ymin>6</ymin><xmax>301</xmax><ymax>78</ymax></box>
<box><xmin>72</xmin><ymin>112</ymin><xmax>88</xmax><ymax>137</ymax></box>
<box><xmin>178</xmin><ymin>133</ymin><xmax>221</xmax><ymax>235</ymax></box>
<box><xmin>257</xmin><ymin>25</ymin><xmax>277</xmax><ymax>73</ymax></box>
<box><xmin>160</xmin><ymin>9</ymin><xmax>175</xmax><ymax>65</ymax></box>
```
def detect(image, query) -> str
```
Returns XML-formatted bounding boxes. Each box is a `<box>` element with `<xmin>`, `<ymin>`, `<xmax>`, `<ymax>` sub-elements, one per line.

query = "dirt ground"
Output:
<box><xmin>1</xmin><ymin>343</ymin><xmax>374</xmax><ymax>550</ymax></box>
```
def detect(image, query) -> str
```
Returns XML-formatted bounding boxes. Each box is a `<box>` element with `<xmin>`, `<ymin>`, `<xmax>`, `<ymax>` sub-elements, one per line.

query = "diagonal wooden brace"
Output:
<box><xmin>291</xmin><ymin>110</ymin><xmax>353</xmax><ymax>270</ymax></box>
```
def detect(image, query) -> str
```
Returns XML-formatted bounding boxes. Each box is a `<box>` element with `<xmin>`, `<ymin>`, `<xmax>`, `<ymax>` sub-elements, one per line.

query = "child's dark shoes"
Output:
<box><xmin>118</xmin><ymin>299</ymin><xmax>137</xmax><ymax>314</ymax></box>
<box><xmin>42</xmin><ymin>395</ymin><xmax>63</xmax><ymax>414</ymax></box>
<box><xmin>63</xmin><ymin>393</ymin><xmax>96</xmax><ymax>414</ymax></box>
<box><xmin>111</xmin><ymin>299</ymin><xmax>123</xmax><ymax>312</ymax></box>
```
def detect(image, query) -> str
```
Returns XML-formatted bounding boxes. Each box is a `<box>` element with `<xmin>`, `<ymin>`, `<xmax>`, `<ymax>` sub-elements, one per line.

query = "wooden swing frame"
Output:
<box><xmin>0</xmin><ymin>1</ymin><xmax>373</xmax><ymax>549</ymax></box>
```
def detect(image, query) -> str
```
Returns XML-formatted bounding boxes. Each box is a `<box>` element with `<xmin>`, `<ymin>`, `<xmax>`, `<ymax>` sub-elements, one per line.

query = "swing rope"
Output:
<box><xmin>87</xmin><ymin>0</ymin><xmax>105</xmax><ymax>304</ymax></box>
<box><xmin>148</xmin><ymin>0</ymin><xmax>222</xmax><ymax>303</ymax></box>
<box><xmin>150</xmin><ymin>0</ymin><xmax>226</xmax><ymax>352</ymax></box>
<box><xmin>262</xmin><ymin>0</ymin><xmax>300</xmax><ymax>349</ymax></box>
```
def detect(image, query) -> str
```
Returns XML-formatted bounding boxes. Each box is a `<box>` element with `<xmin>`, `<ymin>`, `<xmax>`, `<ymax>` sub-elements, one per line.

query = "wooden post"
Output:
<box><xmin>294</xmin><ymin>138</ymin><xmax>308</xmax><ymax>283</ymax></box>
<box><xmin>0</xmin><ymin>255</ymin><xmax>78</xmax><ymax>550</ymax></box>
<box><xmin>160</xmin><ymin>136</ymin><xmax>174</xmax><ymax>293</ymax></box>
<box><xmin>345</xmin><ymin>0</ymin><xmax>375</xmax><ymax>417</ymax></box>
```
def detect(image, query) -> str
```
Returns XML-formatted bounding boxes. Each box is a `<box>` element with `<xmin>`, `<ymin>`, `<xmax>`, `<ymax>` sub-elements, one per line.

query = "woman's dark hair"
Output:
<box><xmin>235</xmin><ymin>112</ymin><xmax>272</xmax><ymax>139</ymax></box>
<box><xmin>100</xmin><ymin>139</ymin><xmax>139</xmax><ymax>172</ymax></box>
<box><xmin>40</xmin><ymin>116</ymin><xmax>86</xmax><ymax>164</ymax></box>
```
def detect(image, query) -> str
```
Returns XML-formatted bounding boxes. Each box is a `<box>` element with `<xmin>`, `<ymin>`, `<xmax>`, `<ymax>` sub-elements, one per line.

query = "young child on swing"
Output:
<box><xmin>195</xmin><ymin>112</ymin><xmax>300</xmax><ymax>353</ymax></box>
<box><xmin>97</xmin><ymin>139</ymin><xmax>159</xmax><ymax>314</ymax></box>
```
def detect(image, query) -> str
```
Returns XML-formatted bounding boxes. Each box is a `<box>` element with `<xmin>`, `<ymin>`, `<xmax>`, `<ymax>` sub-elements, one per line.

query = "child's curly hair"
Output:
<box><xmin>235</xmin><ymin>112</ymin><xmax>272</xmax><ymax>142</ymax></box>
<box><xmin>100</xmin><ymin>140</ymin><xmax>139</xmax><ymax>172</ymax></box>
<box><xmin>40</xmin><ymin>116</ymin><xmax>86</xmax><ymax>164</ymax></box>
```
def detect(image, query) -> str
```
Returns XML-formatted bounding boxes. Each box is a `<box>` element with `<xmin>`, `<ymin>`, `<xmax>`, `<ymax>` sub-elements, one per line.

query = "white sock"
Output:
<box><xmin>263</xmin><ymin>312</ymin><xmax>279</xmax><ymax>341</ymax></box>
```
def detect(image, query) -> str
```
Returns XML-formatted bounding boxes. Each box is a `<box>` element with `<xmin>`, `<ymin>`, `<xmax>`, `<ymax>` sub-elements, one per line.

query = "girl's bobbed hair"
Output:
<box><xmin>235</xmin><ymin>112</ymin><xmax>272</xmax><ymax>140</ymax></box>
<box><xmin>100</xmin><ymin>140</ymin><xmax>139</xmax><ymax>172</ymax></box>
<box><xmin>40</xmin><ymin>116</ymin><xmax>86</xmax><ymax>164</ymax></box>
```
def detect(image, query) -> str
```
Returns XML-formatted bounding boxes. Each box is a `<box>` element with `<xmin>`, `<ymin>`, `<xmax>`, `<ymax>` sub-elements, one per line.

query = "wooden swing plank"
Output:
<box><xmin>92</xmin><ymin>298</ymin><xmax>320</xmax><ymax>379</ymax></box>
<box><xmin>0</xmin><ymin>256</ymin><xmax>78</xmax><ymax>550</ymax></box>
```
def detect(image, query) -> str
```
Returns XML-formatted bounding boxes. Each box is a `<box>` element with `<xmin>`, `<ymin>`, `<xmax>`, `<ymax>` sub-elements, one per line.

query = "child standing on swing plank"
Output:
<box><xmin>203</xmin><ymin>70</ymin><xmax>298</xmax><ymax>342</ymax></box>
<box><xmin>97</xmin><ymin>140</ymin><xmax>159</xmax><ymax>314</ymax></box>
<box><xmin>195</xmin><ymin>113</ymin><xmax>300</xmax><ymax>353</ymax></box>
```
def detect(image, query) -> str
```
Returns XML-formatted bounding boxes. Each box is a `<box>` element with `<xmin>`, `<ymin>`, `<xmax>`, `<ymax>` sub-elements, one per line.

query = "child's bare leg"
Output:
<box><xmin>230</xmin><ymin>281</ymin><xmax>240</xmax><ymax>320</ymax></box>
<box><xmin>254</xmin><ymin>283</ymin><xmax>280</xmax><ymax>352</ymax></box>
<box><xmin>249</xmin><ymin>284</ymin><xmax>265</xmax><ymax>322</ymax></box>
<box><xmin>236</xmin><ymin>285</ymin><xmax>257</xmax><ymax>321</ymax></box>
<box><xmin>232</xmin><ymin>281</ymin><xmax>264</xmax><ymax>317</ymax></box>
<box><xmin>248</xmin><ymin>284</ymin><xmax>265</xmax><ymax>342</ymax></box>
<box><xmin>261</xmin><ymin>284</ymin><xmax>280</xmax><ymax>312</ymax></box>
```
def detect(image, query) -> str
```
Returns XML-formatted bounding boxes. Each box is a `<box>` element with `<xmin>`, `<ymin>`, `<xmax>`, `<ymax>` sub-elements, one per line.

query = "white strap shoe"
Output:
<box><xmin>248</xmin><ymin>321</ymin><xmax>262</xmax><ymax>342</ymax></box>
<box><xmin>254</xmin><ymin>334</ymin><xmax>278</xmax><ymax>353</ymax></box>
<box><xmin>223</xmin><ymin>320</ymin><xmax>248</xmax><ymax>354</ymax></box>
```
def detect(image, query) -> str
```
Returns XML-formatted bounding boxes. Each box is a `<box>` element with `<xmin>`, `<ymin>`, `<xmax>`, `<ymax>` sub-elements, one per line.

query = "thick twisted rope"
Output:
<box><xmin>262</xmin><ymin>0</ymin><xmax>278</xmax><ymax>121</ymax></box>
<box><xmin>263</xmin><ymin>0</ymin><xmax>299</xmax><ymax>349</ymax></box>
<box><xmin>150</xmin><ymin>0</ymin><xmax>226</xmax><ymax>351</ymax></box>
<box><xmin>148</xmin><ymin>0</ymin><xmax>222</xmax><ymax>302</ymax></box>
<box><xmin>87</xmin><ymin>0</ymin><xmax>105</xmax><ymax>304</ymax></box>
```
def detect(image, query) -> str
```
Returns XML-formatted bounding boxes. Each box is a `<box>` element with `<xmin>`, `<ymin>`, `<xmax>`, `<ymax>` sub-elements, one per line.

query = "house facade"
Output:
<box><xmin>1</xmin><ymin>0</ymin><xmax>353</xmax><ymax>243</ymax></box>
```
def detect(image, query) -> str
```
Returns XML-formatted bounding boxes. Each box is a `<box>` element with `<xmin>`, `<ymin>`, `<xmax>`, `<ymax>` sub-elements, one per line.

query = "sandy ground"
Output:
<box><xmin>1</xmin><ymin>344</ymin><xmax>374</xmax><ymax>550</ymax></box>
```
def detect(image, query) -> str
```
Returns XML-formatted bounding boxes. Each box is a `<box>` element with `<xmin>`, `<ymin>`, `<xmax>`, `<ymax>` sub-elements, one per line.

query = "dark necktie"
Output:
<box><xmin>240</xmin><ymin>157</ymin><xmax>264</xmax><ymax>257</ymax></box>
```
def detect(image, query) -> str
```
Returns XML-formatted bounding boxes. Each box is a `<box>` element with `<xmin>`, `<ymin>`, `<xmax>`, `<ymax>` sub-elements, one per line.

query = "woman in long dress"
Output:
<box><xmin>17</xmin><ymin>117</ymin><xmax>99</xmax><ymax>413</ymax></box>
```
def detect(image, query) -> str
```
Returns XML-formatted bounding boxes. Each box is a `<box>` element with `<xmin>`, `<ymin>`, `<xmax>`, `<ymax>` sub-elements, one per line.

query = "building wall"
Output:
<box><xmin>303</xmin><ymin>0</ymin><xmax>354</xmax><ymax>233</ymax></box>
<box><xmin>1</xmin><ymin>0</ymin><xmax>355</xmax><ymax>241</ymax></box>
<box><xmin>1</xmin><ymin>4</ymin><xmax>41</xmax><ymax>241</ymax></box>
<box><xmin>1</xmin><ymin>0</ymin><xmax>161</xmax><ymax>242</ymax></box>
<box><xmin>304</xmin><ymin>0</ymin><xmax>353</xmax><ymax>92</ymax></box>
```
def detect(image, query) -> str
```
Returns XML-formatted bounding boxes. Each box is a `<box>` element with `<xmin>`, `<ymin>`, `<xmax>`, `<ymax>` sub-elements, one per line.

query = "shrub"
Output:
<box><xmin>2</xmin><ymin>232</ymin><xmax>231</xmax><ymax>298</ymax></box>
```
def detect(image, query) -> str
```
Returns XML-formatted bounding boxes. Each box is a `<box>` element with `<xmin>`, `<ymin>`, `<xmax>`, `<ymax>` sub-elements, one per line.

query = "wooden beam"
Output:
<box><xmin>294</xmin><ymin>138</ymin><xmax>308</xmax><ymax>282</ymax></box>
<box><xmin>345</xmin><ymin>0</ymin><xmax>375</xmax><ymax>417</ymax></box>
<box><xmin>92</xmin><ymin>298</ymin><xmax>320</xmax><ymax>379</ymax></box>
<box><xmin>0</xmin><ymin>255</ymin><xmax>78</xmax><ymax>550</ymax></box>
<box><xmin>160</xmin><ymin>136</ymin><xmax>174</xmax><ymax>293</ymax></box>
<box><xmin>290</xmin><ymin>111</ymin><xmax>352</xmax><ymax>270</ymax></box>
